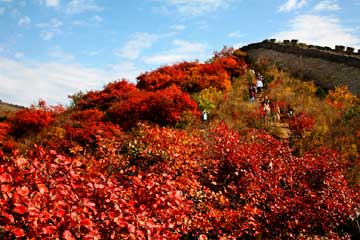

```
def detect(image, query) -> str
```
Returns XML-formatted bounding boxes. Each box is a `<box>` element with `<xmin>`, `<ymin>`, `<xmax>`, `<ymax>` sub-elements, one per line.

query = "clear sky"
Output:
<box><xmin>1</xmin><ymin>0</ymin><xmax>359</xmax><ymax>106</ymax></box>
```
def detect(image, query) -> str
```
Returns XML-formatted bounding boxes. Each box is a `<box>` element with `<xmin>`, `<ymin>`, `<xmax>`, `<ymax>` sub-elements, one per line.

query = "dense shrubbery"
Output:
<box><xmin>107</xmin><ymin>85</ymin><xmax>199</xmax><ymax>128</ymax></box>
<box><xmin>0</xmin><ymin>124</ymin><xmax>357</xmax><ymax>239</ymax></box>
<box><xmin>8</xmin><ymin>108</ymin><xmax>54</xmax><ymax>137</ymax></box>
<box><xmin>136</xmin><ymin>61</ymin><xmax>232</xmax><ymax>93</ymax></box>
<box><xmin>137</xmin><ymin>48</ymin><xmax>247</xmax><ymax>93</ymax></box>
<box><xmin>289</xmin><ymin>112</ymin><xmax>315</xmax><ymax>136</ymax></box>
<box><xmin>75</xmin><ymin>80</ymin><xmax>199</xmax><ymax>129</ymax></box>
<box><xmin>0</xmin><ymin>47</ymin><xmax>359</xmax><ymax>239</ymax></box>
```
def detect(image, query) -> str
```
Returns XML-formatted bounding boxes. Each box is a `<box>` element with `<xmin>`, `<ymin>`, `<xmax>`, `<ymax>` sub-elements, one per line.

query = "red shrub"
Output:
<box><xmin>146</xmin><ymin>85</ymin><xmax>200</xmax><ymax>125</ymax></box>
<box><xmin>76</xmin><ymin>80</ymin><xmax>138</xmax><ymax>110</ymax></box>
<box><xmin>0</xmin><ymin>123</ymin><xmax>357</xmax><ymax>239</ymax></box>
<box><xmin>64</xmin><ymin>109</ymin><xmax>122</xmax><ymax>146</ymax></box>
<box><xmin>107</xmin><ymin>85</ymin><xmax>199</xmax><ymax>128</ymax></box>
<box><xmin>71</xmin><ymin>109</ymin><xmax>104</xmax><ymax>122</ymax></box>
<box><xmin>212</xmin><ymin>56</ymin><xmax>247</xmax><ymax>79</ymax></box>
<box><xmin>0</xmin><ymin>122</ymin><xmax>11</xmax><ymax>141</ymax></box>
<box><xmin>0</xmin><ymin>144</ymin><xmax>193</xmax><ymax>239</ymax></box>
<box><xmin>136</xmin><ymin>65</ymin><xmax>187</xmax><ymax>91</ymax></box>
<box><xmin>289</xmin><ymin>112</ymin><xmax>315</xmax><ymax>136</ymax></box>
<box><xmin>9</xmin><ymin>109</ymin><xmax>54</xmax><ymax>137</ymax></box>
<box><xmin>136</xmin><ymin>60</ymin><xmax>236</xmax><ymax>93</ymax></box>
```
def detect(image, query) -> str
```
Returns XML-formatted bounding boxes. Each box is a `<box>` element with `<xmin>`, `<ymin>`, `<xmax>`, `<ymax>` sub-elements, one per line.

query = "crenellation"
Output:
<box><xmin>291</xmin><ymin>39</ymin><xmax>298</xmax><ymax>45</ymax></box>
<box><xmin>335</xmin><ymin>45</ymin><xmax>345</xmax><ymax>52</ymax></box>
<box><xmin>346</xmin><ymin>47</ymin><xmax>354</xmax><ymax>54</ymax></box>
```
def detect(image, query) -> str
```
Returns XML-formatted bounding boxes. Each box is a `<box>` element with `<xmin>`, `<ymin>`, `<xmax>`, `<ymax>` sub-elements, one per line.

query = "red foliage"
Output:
<box><xmin>116</xmin><ymin>123</ymin><xmax>357</xmax><ymax>239</ymax></box>
<box><xmin>8</xmin><ymin>109</ymin><xmax>54</xmax><ymax>137</ymax></box>
<box><xmin>136</xmin><ymin>58</ymin><xmax>246</xmax><ymax>92</ymax></box>
<box><xmin>76</xmin><ymin>80</ymin><xmax>138</xmax><ymax>110</ymax></box>
<box><xmin>0</xmin><ymin>139</ymin><xmax>17</xmax><ymax>155</ymax></box>
<box><xmin>0</xmin><ymin>122</ymin><xmax>11</xmax><ymax>141</ymax></box>
<box><xmin>0</xmin><ymin>46</ymin><xmax>357</xmax><ymax>239</ymax></box>
<box><xmin>107</xmin><ymin>85</ymin><xmax>200</xmax><ymax>128</ymax></box>
<box><xmin>0</xmin><ymin>144</ymin><xmax>193</xmax><ymax>239</ymax></box>
<box><xmin>136</xmin><ymin>64</ymin><xmax>188</xmax><ymax>91</ymax></box>
<box><xmin>190</xmin><ymin>124</ymin><xmax>356</xmax><ymax>238</ymax></box>
<box><xmin>212</xmin><ymin>56</ymin><xmax>247</xmax><ymax>79</ymax></box>
<box><xmin>63</xmin><ymin>109</ymin><xmax>122</xmax><ymax>147</ymax></box>
<box><xmin>73</xmin><ymin>80</ymin><xmax>199</xmax><ymax>128</ymax></box>
<box><xmin>0</xmin><ymin>123</ymin><xmax>357</xmax><ymax>239</ymax></box>
<box><xmin>289</xmin><ymin>112</ymin><xmax>315</xmax><ymax>136</ymax></box>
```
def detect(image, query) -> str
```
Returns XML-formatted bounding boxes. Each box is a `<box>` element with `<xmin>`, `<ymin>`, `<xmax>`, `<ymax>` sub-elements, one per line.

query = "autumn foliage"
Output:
<box><xmin>8</xmin><ymin>108</ymin><xmax>54</xmax><ymax>137</ymax></box>
<box><xmin>289</xmin><ymin>112</ymin><xmax>315</xmax><ymax>136</ymax></box>
<box><xmin>106</xmin><ymin>84</ymin><xmax>199</xmax><ymax>128</ymax></box>
<box><xmin>137</xmin><ymin>48</ymin><xmax>247</xmax><ymax>93</ymax></box>
<box><xmin>0</xmin><ymin>123</ymin><xmax>357</xmax><ymax>239</ymax></box>
<box><xmin>74</xmin><ymin>80</ymin><xmax>199</xmax><ymax>129</ymax></box>
<box><xmin>0</xmin><ymin>47</ymin><xmax>359</xmax><ymax>239</ymax></box>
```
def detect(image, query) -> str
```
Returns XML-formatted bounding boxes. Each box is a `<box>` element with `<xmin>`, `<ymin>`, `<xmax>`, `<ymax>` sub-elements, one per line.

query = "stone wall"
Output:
<box><xmin>241</xmin><ymin>40</ymin><xmax>360</xmax><ymax>96</ymax></box>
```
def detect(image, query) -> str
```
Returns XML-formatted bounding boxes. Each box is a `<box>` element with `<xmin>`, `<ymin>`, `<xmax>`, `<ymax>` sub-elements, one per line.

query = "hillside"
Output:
<box><xmin>242</xmin><ymin>39</ymin><xmax>360</xmax><ymax>96</ymax></box>
<box><xmin>0</xmin><ymin>46</ymin><xmax>359</xmax><ymax>239</ymax></box>
<box><xmin>0</xmin><ymin>101</ymin><xmax>24</xmax><ymax>115</ymax></box>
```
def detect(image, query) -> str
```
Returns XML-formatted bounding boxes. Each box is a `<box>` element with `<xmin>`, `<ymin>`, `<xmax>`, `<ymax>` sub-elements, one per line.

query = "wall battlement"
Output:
<box><xmin>241</xmin><ymin>39</ymin><xmax>360</xmax><ymax>96</ymax></box>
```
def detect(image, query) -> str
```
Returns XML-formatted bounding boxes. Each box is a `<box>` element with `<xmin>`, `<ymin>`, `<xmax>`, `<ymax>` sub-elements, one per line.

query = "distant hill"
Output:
<box><xmin>0</xmin><ymin>100</ymin><xmax>24</xmax><ymax>114</ymax></box>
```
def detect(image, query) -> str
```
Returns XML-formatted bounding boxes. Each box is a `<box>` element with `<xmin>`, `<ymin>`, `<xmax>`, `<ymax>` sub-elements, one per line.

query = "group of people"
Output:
<box><xmin>249</xmin><ymin>72</ymin><xmax>264</xmax><ymax>103</ymax></box>
<box><xmin>263</xmin><ymin>96</ymin><xmax>296</xmax><ymax>123</ymax></box>
<box><xmin>249</xmin><ymin>70</ymin><xmax>295</xmax><ymax>123</ymax></box>
<box><xmin>262</xmin><ymin>95</ymin><xmax>281</xmax><ymax>123</ymax></box>
<box><xmin>201</xmin><ymin>69</ymin><xmax>295</xmax><ymax>123</ymax></box>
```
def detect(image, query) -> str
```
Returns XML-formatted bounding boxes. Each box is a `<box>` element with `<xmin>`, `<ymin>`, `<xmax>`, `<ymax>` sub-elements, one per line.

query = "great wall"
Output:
<box><xmin>241</xmin><ymin>39</ymin><xmax>360</xmax><ymax>96</ymax></box>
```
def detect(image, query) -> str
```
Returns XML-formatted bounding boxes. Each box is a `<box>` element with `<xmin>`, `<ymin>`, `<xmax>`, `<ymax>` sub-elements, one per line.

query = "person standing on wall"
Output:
<box><xmin>202</xmin><ymin>110</ymin><xmax>208</xmax><ymax>121</ymax></box>
<box><xmin>256</xmin><ymin>74</ymin><xmax>264</xmax><ymax>93</ymax></box>
<box><xmin>249</xmin><ymin>84</ymin><xmax>256</xmax><ymax>103</ymax></box>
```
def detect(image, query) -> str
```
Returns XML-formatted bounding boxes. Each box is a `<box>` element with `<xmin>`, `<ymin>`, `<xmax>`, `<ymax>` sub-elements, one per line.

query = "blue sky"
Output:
<box><xmin>0</xmin><ymin>0</ymin><xmax>359</xmax><ymax>106</ymax></box>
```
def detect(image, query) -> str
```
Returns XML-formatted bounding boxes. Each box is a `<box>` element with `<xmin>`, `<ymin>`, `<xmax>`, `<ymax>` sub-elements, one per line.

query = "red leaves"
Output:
<box><xmin>56</xmin><ymin>209</ymin><xmax>66</xmax><ymax>218</ymax></box>
<box><xmin>11</xmin><ymin>227</ymin><xmax>25</xmax><ymax>237</ymax></box>
<box><xmin>9</xmin><ymin>108</ymin><xmax>54</xmax><ymax>137</ymax></box>
<box><xmin>13</xmin><ymin>205</ymin><xmax>26</xmax><ymax>215</ymax></box>
<box><xmin>80</xmin><ymin>218</ymin><xmax>93</xmax><ymax>228</ymax></box>
<box><xmin>42</xmin><ymin>225</ymin><xmax>57</xmax><ymax>234</ymax></box>
<box><xmin>0</xmin><ymin>173</ymin><xmax>12</xmax><ymax>183</ymax></box>
<box><xmin>14</xmin><ymin>186</ymin><xmax>30</xmax><ymax>201</ymax></box>
<box><xmin>289</xmin><ymin>112</ymin><xmax>315</xmax><ymax>136</ymax></box>
<box><xmin>63</xmin><ymin>230</ymin><xmax>75</xmax><ymax>240</ymax></box>
<box><xmin>14</xmin><ymin>157</ymin><xmax>28</xmax><ymax>168</ymax></box>
<box><xmin>1</xmin><ymin>184</ymin><xmax>12</xmax><ymax>193</ymax></box>
<box><xmin>136</xmin><ymin>55</ymin><xmax>247</xmax><ymax>93</ymax></box>
<box><xmin>2</xmin><ymin>212</ymin><xmax>14</xmax><ymax>223</ymax></box>
<box><xmin>0</xmin><ymin>122</ymin><xmax>11</xmax><ymax>141</ymax></box>
<box><xmin>37</xmin><ymin>183</ymin><xmax>48</xmax><ymax>195</ymax></box>
<box><xmin>71</xmin><ymin>109</ymin><xmax>104</xmax><ymax>122</ymax></box>
<box><xmin>0</xmin><ymin>123</ymin><xmax>357</xmax><ymax>239</ymax></box>
<box><xmin>127</xmin><ymin>223</ymin><xmax>136</xmax><ymax>233</ymax></box>
<box><xmin>106</xmin><ymin>84</ymin><xmax>200</xmax><ymax>128</ymax></box>
<box><xmin>75</xmin><ymin>80</ymin><xmax>137</xmax><ymax>110</ymax></box>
